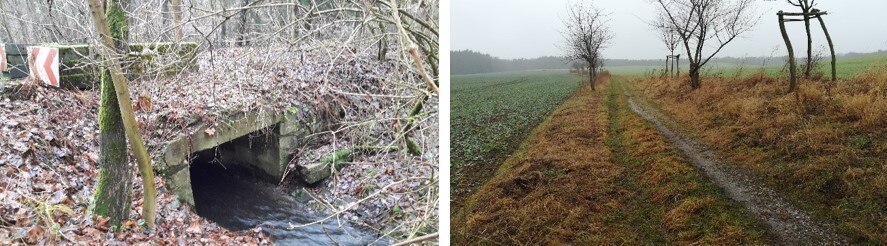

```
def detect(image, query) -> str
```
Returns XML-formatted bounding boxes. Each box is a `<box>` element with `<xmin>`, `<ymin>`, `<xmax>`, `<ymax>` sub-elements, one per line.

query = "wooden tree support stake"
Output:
<box><xmin>779</xmin><ymin>12</ymin><xmax>799</xmax><ymax>93</ymax></box>
<box><xmin>816</xmin><ymin>15</ymin><xmax>837</xmax><ymax>83</ymax></box>
<box><xmin>778</xmin><ymin>10</ymin><xmax>836</xmax><ymax>90</ymax></box>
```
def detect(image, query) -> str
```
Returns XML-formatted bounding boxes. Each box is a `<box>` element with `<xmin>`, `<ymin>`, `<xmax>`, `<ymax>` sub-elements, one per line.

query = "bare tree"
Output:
<box><xmin>562</xmin><ymin>2</ymin><xmax>612</xmax><ymax>91</ymax></box>
<box><xmin>654</xmin><ymin>0</ymin><xmax>757</xmax><ymax>89</ymax></box>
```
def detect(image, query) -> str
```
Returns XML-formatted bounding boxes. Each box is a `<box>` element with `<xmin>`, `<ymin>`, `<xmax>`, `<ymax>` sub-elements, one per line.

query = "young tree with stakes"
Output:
<box><xmin>655</xmin><ymin>12</ymin><xmax>682</xmax><ymax>77</ymax></box>
<box><xmin>563</xmin><ymin>2</ymin><xmax>612</xmax><ymax>91</ymax></box>
<box><xmin>654</xmin><ymin>0</ymin><xmax>757</xmax><ymax>89</ymax></box>
<box><xmin>777</xmin><ymin>1</ymin><xmax>836</xmax><ymax>93</ymax></box>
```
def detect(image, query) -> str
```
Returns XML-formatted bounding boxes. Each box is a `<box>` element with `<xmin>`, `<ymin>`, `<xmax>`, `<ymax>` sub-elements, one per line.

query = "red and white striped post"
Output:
<box><xmin>27</xmin><ymin>46</ymin><xmax>60</xmax><ymax>87</ymax></box>
<box><xmin>0</xmin><ymin>44</ymin><xmax>6</xmax><ymax>72</ymax></box>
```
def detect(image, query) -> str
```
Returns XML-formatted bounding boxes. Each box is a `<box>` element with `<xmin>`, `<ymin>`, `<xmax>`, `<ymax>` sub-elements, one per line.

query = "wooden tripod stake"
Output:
<box><xmin>665</xmin><ymin>54</ymin><xmax>680</xmax><ymax>77</ymax></box>
<box><xmin>777</xmin><ymin>10</ymin><xmax>836</xmax><ymax>93</ymax></box>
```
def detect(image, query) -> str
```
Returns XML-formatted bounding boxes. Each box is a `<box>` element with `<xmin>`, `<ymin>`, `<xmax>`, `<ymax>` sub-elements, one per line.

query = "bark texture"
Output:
<box><xmin>779</xmin><ymin>13</ymin><xmax>798</xmax><ymax>92</ymax></box>
<box><xmin>91</xmin><ymin>0</ymin><xmax>131</xmax><ymax>228</ymax></box>
<box><xmin>89</xmin><ymin>0</ymin><xmax>158</xmax><ymax>229</ymax></box>
<box><xmin>171</xmin><ymin>0</ymin><xmax>182</xmax><ymax>41</ymax></box>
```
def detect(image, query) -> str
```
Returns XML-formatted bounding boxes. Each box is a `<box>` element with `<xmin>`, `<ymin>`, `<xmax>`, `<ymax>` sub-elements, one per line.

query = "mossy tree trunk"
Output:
<box><xmin>91</xmin><ymin>0</ymin><xmax>132</xmax><ymax>229</ymax></box>
<box><xmin>88</xmin><ymin>0</ymin><xmax>158</xmax><ymax>229</ymax></box>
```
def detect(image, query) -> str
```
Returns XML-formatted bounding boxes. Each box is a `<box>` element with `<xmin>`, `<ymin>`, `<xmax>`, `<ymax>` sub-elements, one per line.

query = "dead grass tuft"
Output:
<box><xmin>663</xmin><ymin>197</ymin><xmax>715</xmax><ymax>231</ymax></box>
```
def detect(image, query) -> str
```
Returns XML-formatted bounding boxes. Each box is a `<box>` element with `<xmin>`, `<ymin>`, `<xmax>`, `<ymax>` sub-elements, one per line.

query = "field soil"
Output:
<box><xmin>453</xmin><ymin>74</ymin><xmax>766</xmax><ymax>245</ymax></box>
<box><xmin>619</xmin><ymin>77</ymin><xmax>846</xmax><ymax>244</ymax></box>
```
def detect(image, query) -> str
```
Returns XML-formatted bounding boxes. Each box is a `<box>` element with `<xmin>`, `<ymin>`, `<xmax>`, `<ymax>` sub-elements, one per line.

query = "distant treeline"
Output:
<box><xmin>451</xmin><ymin>49</ymin><xmax>887</xmax><ymax>75</ymax></box>
<box><xmin>450</xmin><ymin>50</ymin><xmax>570</xmax><ymax>74</ymax></box>
<box><xmin>450</xmin><ymin>50</ymin><xmax>696</xmax><ymax>74</ymax></box>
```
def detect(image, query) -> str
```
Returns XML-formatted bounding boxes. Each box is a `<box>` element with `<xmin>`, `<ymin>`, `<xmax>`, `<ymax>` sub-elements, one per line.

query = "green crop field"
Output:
<box><xmin>607</xmin><ymin>54</ymin><xmax>887</xmax><ymax>78</ymax></box>
<box><xmin>450</xmin><ymin>69</ymin><xmax>584</xmax><ymax>208</ymax></box>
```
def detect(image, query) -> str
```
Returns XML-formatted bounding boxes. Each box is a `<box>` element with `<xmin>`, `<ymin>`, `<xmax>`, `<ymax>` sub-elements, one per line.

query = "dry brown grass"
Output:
<box><xmin>631</xmin><ymin>67</ymin><xmax>887</xmax><ymax>243</ymax></box>
<box><xmin>454</xmin><ymin>77</ymin><xmax>625</xmax><ymax>245</ymax></box>
<box><xmin>452</xmin><ymin>73</ymin><xmax>764</xmax><ymax>245</ymax></box>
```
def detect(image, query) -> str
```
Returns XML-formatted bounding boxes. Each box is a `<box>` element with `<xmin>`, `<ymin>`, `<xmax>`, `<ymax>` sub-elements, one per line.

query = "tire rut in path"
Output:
<box><xmin>618</xmin><ymin>80</ymin><xmax>846</xmax><ymax>245</ymax></box>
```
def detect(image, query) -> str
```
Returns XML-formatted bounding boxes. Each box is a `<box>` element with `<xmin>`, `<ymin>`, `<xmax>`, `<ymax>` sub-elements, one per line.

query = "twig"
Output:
<box><xmin>388</xmin><ymin>0</ymin><xmax>438</xmax><ymax>94</ymax></box>
<box><xmin>392</xmin><ymin>232</ymin><xmax>439</xmax><ymax>246</ymax></box>
<box><xmin>288</xmin><ymin>178</ymin><xmax>411</xmax><ymax>230</ymax></box>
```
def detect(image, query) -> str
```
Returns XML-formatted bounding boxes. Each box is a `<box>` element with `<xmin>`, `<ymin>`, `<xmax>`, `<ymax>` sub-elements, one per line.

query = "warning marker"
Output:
<box><xmin>0</xmin><ymin>44</ymin><xmax>6</xmax><ymax>72</ymax></box>
<box><xmin>27</xmin><ymin>46</ymin><xmax>60</xmax><ymax>87</ymax></box>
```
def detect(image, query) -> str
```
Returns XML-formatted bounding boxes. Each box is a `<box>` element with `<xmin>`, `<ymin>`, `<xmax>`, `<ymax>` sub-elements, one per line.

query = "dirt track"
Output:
<box><xmin>618</xmin><ymin>78</ymin><xmax>847</xmax><ymax>245</ymax></box>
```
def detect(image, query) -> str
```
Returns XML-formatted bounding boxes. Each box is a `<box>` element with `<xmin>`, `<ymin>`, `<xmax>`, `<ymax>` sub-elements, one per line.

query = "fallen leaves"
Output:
<box><xmin>26</xmin><ymin>225</ymin><xmax>46</xmax><ymax>244</ymax></box>
<box><xmin>185</xmin><ymin>220</ymin><xmax>203</xmax><ymax>234</ymax></box>
<box><xmin>0</xmin><ymin>80</ymin><xmax>270</xmax><ymax>245</ymax></box>
<box><xmin>133</xmin><ymin>93</ymin><xmax>153</xmax><ymax>112</ymax></box>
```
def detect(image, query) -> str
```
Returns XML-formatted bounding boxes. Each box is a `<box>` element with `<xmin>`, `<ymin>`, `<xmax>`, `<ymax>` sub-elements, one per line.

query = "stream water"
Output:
<box><xmin>190</xmin><ymin>160</ymin><xmax>386</xmax><ymax>245</ymax></box>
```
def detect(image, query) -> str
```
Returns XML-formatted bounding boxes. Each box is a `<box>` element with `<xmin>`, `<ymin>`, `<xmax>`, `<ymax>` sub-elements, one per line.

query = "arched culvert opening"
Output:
<box><xmin>187</xmin><ymin>127</ymin><xmax>382</xmax><ymax>245</ymax></box>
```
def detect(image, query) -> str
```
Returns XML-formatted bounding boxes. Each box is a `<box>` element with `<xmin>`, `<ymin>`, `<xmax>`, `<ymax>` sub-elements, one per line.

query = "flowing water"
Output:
<box><xmin>190</xmin><ymin>160</ymin><xmax>387</xmax><ymax>245</ymax></box>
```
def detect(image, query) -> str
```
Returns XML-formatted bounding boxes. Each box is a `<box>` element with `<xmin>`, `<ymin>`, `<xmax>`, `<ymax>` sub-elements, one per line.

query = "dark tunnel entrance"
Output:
<box><xmin>188</xmin><ymin>129</ymin><xmax>384</xmax><ymax>245</ymax></box>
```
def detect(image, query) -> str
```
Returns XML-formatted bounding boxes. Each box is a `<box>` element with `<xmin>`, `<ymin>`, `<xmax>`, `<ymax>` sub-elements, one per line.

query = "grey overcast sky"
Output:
<box><xmin>451</xmin><ymin>0</ymin><xmax>887</xmax><ymax>60</ymax></box>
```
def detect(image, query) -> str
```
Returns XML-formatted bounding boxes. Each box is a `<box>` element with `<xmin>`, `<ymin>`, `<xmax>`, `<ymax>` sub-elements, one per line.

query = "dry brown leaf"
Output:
<box><xmin>123</xmin><ymin>220</ymin><xmax>135</xmax><ymax>228</ymax></box>
<box><xmin>26</xmin><ymin>225</ymin><xmax>45</xmax><ymax>244</ymax></box>
<box><xmin>185</xmin><ymin>222</ymin><xmax>202</xmax><ymax>234</ymax></box>
<box><xmin>137</xmin><ymin>93</ymin><xmax>153</xmax><ymax>112</ymax></box>
<box><xmin>96</xmin><ymin>217</ymin><xmax>110</xmax><ymax>230</ymax></box>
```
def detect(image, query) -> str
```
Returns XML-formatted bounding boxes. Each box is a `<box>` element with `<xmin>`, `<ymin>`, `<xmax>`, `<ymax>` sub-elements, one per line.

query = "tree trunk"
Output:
<box><xmin>689</xmin><ymin>65</ymin><xmax>701</xmax><ymax>89</ymax></box>
<box><xmin>376</xmin><ymin>23</ymin><xmax>388</xmax><ymax>61</ymax></box>
<box><xmin>292</xmin><ymin>0</ymin><xmax>300</xmax><ymax>39</ymax></box>
<box><xmin>803</xmin><ymin>14</ymin><xmax>813</xmax><ymax>78</ymax></box>
<box><xmin>161</xmin><ymin>0</ymin><xmax>171</xmax><ymax>41</ymax></box>
<box><xmin>93</xmin><ymin>68</ymin><xmax>132</xmax><ymax>228</ymax></box>
<box><xmin>91</xmin><ymin>0</ymin><xmax>132</xmax><ymax>229</ymax></box>
<box><xmin>237</xmin><ymin>0</ymin><xmax>249</xmax><ymax>46</ymax></box>
<box><xmin>817</xmin><ymin>15</ymin><xmax>836</xmax><ymax>83</ymax></box>
<box><xmin>171</xmin><ymin>0</ymin><xmax>183</xmax><ymax>41</ymax></box>
<box><xmin>87</xmin><ymin>0</ymin><xmax>158</xmax><ymax>229</ymax></box>
<box><xmin>588</xmin><ymin>64</ymin><xmax>596</xmax><ymax>90</ymax></box>
<box><xmin>779</xmin><ymin>13</ymin><xmax>798</xmax><ymax>92</ymax></box>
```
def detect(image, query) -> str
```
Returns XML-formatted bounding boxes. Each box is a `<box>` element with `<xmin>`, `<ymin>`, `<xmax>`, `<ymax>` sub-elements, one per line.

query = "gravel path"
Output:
<box><xmin>618</xmin><ymin>79</ymin><xmax>847</xmax><ymax>245</ymax></box>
